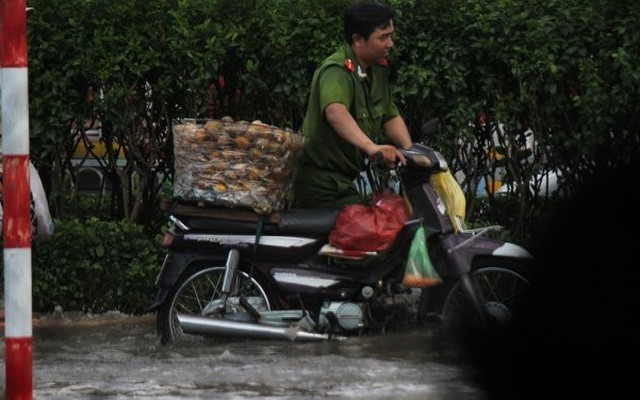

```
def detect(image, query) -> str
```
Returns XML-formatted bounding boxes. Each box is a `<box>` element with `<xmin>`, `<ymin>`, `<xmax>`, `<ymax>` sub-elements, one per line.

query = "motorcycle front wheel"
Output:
<box><xmin>158</xmin><ymin>264</ymin><xmax>273</xmax><ymax>345</ymax></box>
<box><xmin>419</xmin><ymin>258</ymin><xmax>531</xmax><ymax>334</ymax></box>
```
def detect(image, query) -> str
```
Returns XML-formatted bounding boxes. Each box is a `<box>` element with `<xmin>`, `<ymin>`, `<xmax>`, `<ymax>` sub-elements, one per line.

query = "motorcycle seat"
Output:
<box><xmin>170</xmin><ymin>205</ymin><xmax>340</xmax><ymax>236</ymax></box>
<box><xmin>277</xmin><ymin>208</ymin><xmax>341</xmax><ymax>235</ymax></box>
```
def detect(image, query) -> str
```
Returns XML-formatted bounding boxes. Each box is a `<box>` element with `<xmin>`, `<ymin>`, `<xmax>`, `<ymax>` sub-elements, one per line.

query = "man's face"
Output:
<box><xmin>361</xmin><ymin>20</ymin><xmax>395</xmax><ymax>65</ymax></box>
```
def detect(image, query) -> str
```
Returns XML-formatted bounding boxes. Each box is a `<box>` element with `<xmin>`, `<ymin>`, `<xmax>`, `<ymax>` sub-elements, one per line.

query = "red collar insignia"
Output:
<box><xmin>344</xmin><ymin>59</ymin><xmax>356</xmax><ymax>73</ymax></box>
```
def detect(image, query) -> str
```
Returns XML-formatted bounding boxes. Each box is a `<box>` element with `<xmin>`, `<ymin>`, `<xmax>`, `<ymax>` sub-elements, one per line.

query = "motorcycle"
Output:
<box><xmin>148</xmin><ymin>118</ymin><xmax>534</xmax><ymax>345</ymax></box>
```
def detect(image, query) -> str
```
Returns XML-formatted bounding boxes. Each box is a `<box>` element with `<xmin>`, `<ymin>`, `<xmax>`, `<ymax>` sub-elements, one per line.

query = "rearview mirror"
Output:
<box><xmin>419</xmin><ymin>118</ymin><xmax>440</xmax><ymax>142</ymax></box>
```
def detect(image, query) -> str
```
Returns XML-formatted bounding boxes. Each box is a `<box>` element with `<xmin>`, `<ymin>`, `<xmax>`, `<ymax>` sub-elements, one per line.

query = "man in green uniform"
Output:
<box><xmin>293</xmin><ymin>0</ymin><xmax>412</xmax><ymax>209</ymax></box>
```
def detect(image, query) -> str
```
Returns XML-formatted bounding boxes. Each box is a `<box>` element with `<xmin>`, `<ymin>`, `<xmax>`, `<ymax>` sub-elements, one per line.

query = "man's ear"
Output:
<box><xmin>352</xmin><ymin>33</ymin><xmax>365</xmax><ymax>45</ymax></box>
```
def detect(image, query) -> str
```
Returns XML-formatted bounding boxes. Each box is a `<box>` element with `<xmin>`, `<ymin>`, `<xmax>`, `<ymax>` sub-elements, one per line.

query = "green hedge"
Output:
<box><xmin>30</xmin><ymin>218</ymin><xmax>165</xmax><ymax>314</ymax></box>
<box><xmin>25</xmin><ymin>0</ymin><xmax>640</xmax><ymax>240</ymax></box>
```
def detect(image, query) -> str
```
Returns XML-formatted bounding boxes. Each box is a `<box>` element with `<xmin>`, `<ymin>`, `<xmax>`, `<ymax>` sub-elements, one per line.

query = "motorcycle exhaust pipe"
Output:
<box><xmin>177</xmin><ymin>313</ymin><xmax>346</xmax><ymax>342</ymax></box>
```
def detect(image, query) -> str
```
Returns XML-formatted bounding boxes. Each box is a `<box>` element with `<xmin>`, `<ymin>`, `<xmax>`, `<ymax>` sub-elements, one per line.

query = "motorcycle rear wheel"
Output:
<box><xmin>158</xmin><ymin>264</ymin><xmax>272</xmax><ymax>345</ymax></box>
<box><xmin>418</xmin><ymin>258</ymin><xmax>531</xmax><ymax>334</ymax></box>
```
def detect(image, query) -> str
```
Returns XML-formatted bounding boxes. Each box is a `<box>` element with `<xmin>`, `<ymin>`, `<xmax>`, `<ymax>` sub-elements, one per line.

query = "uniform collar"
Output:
<box><xmin>344</xmin><ymin>45</ymin><xmax>369</xmax><ymax>81</ymax></box>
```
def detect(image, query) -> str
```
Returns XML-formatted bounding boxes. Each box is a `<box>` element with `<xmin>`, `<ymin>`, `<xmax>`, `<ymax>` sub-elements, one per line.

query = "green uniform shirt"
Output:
<box><xmin>293</xmin><ymin>45</ymin><xmax>399</xmax><ymax>208</ymax></box>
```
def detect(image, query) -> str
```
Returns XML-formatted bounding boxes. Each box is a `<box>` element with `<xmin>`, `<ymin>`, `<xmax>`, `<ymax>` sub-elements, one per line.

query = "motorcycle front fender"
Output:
<box><xmin>442</xmin><ymin>233</ymin><xmax>534</xmax><ymax>277</ymax></box>
<box><xmin>490</xmin><ymin>241</ymin><xmax>533</xmax><ymax>259</ymax></box>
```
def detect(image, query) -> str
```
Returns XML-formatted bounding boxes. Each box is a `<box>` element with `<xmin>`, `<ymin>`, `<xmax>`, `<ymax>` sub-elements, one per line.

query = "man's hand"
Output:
<box><xmin>366</xmin><ymin>143</ymin><xmax>406</xmax><ymax>167</ymax></box>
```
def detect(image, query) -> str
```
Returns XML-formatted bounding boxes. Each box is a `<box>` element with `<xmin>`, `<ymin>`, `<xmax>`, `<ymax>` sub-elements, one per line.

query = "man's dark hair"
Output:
<box><xmin>344</xmin><ymin>0</ymin><xmax>395</xmax><ymax>44</ymax></box>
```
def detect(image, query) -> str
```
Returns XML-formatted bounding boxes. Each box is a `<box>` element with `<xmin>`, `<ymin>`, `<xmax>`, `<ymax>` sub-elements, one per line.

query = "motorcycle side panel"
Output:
<box><xmin>268</xmin><ymin>266</ymin><xmax>363</xmax><ymax>301</ymax></box>
<box><xmin>171</xmin><ymin>232</ymin><xmax>324</xmax><ymax>263</ymax></box>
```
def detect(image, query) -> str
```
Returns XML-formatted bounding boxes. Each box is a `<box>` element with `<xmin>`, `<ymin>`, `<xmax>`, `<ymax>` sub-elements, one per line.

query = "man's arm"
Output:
<box><xmin>325</xmin><ymin>103</ymin><xmax>377</xmax><ymax>154</ymax></box>
<box><xmin>383</xmin><ymin>115</ymin><xmax>412</xmax><ymax>149</ymax></box>
<box><xmin>325</xmin><ymin>102</ymin><xmax>406</xmax><ymax>165</ymax></box>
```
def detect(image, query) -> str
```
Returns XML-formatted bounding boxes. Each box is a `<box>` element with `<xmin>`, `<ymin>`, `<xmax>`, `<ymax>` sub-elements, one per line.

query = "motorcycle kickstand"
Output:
<box><xmin>239</xmin><ymin>296</ymin><xmax>261</xmax><ymax>321</ymax></box>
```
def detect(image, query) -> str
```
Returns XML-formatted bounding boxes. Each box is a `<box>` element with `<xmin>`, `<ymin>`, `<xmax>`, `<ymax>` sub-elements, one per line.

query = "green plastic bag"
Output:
<box><xmin>402</xmin><ymin>226</ymin><xmax>443</xmax><ymax>288</ymax></box>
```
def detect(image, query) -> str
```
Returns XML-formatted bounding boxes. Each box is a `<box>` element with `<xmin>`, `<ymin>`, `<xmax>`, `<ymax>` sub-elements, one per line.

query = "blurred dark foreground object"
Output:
<box><xmin>467</xmin><ymin>158</ymin><xmax>640</xmax><ymax>399</ymax></box>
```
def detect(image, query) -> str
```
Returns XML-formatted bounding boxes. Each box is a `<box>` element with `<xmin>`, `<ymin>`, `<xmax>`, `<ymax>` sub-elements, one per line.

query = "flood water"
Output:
<box><xmin>1</xmin><ymin>312</ymin><xmax>487</xmax><ymax>399</ymax></box>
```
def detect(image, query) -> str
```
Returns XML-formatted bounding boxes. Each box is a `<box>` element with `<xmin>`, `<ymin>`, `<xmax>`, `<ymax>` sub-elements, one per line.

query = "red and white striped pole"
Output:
<box><xmin>1</xmin><ymin>0</ymin><xmax>33</xmax><ymax>399</ymax></box>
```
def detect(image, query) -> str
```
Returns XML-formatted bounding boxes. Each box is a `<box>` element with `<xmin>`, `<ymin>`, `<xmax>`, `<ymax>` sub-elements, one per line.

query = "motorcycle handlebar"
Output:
<box><xmin>371</xmin><ymin>151</ymin><xmax>384</xmax><ymax>165</ymax></box>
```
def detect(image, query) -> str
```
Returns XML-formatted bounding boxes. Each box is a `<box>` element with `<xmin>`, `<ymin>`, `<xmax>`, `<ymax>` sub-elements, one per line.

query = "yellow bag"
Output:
<box><xmin>429</xmin><ymin>170</ymin><xmax>466</xmax><ymax>231</ymax></box>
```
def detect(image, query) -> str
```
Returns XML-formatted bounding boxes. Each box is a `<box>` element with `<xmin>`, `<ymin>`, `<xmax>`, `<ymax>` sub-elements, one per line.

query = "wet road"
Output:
<box><xmin>1</xmin><ymin>312</ymin><xmax>486</xmax><ymax>399</ymax></box>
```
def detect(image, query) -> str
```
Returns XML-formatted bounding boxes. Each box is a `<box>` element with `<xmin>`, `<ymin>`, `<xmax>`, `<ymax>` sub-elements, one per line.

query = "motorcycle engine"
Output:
<box><xmin>318</xmin><ymin>302</ymin><xmax>365</xmax><ymax>331</ymax></box>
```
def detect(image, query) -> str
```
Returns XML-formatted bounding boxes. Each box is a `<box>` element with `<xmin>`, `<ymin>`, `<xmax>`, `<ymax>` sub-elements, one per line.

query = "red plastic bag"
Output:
<box><xmin>328</xmin><ymin>190</ymin><xmax>411</xmax><ymax>252</ymax></box>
